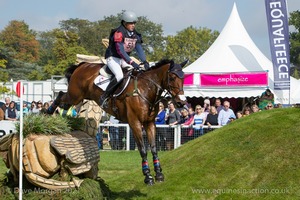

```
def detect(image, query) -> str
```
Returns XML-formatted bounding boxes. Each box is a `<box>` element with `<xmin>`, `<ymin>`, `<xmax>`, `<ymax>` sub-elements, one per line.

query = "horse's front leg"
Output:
<box><xmin>145</xmin><ymin>122</ymin><xmax>164</xmax><ymax>182</ymax></box>
<box><xmin>140</xmin><ymin>146</ymin><xmax>155</xmax><ymax>185</ymax></box>
<box><xmin>131</xmin><ymin>126</ymin><xmax>154</xmax><ymax>185</ymax></box>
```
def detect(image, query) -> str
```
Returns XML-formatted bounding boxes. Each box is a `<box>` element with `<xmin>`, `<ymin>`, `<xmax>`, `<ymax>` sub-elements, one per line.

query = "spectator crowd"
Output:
<box><xmin>0</xmin><ymin>97</ymin><xmax>77</xmax><ymax>121</ymax></box>
<box><xmin>153</xmin><ymin>89</ymin><xmax>277</xmax><ymax>149</ymax></box>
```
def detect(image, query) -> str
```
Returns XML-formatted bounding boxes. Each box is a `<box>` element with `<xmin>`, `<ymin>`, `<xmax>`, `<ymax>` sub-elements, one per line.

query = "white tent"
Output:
<box><xmin>183</xmin><ymin>3</ymin><xmax>300</xmax><ymax>104</ymax></box>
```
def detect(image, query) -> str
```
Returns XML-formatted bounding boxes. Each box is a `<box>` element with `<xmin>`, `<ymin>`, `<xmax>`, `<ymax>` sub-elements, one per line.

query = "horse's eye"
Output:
<box><xmin>169</xmin><ymin>76</ymin><xmax>175</xmax><ymax>81</ymax></box>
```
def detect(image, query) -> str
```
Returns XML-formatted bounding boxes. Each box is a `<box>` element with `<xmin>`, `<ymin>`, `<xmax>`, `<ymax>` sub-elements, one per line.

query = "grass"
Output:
<box><xmin>98</xmin><ymin>108</ymin><xmax>300</xmax><ymax>199</ymax></box>
<box><xmin>15</xmin><ymin>114</ymin><xmax>85</xmax><ymax>137</ymax></box>
<box><xmin>1</xmin><ymin>107</ymin><xmax>300</xmax><ymax>199</ymax></box>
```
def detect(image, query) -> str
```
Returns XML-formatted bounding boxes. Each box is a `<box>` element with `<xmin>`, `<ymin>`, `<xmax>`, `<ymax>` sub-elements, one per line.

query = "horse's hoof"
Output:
<box><xmin>146</xmin><ymin>179</ymin><xmax>155</xmax><ymax>186</ymax></box>
<box><xmin>155</xmin><ymin>172</ymin><xmax>164</xmax><ymax>182</ymax></box>
<box><xmin>144</xmin><ymin>175</ymin><xmax>154</xmax><ymax>186</ymax></box>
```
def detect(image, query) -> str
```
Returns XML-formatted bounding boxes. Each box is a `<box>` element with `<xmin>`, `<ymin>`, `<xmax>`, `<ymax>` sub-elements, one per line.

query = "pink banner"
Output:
<box><xmin>200</xmin><ymin>72</ymin><xmax>268</xmax><ymax>87</ymax></box>
<box><xmin>184</xmin><ymin>74</ymin><xmax>194</xmax><ymax>85</ymax></box>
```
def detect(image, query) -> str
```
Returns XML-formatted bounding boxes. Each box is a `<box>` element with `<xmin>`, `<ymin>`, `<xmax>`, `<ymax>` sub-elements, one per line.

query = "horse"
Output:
<box><xmin>47</xmin><ymin>59</ymin><xmax>188</xmax><ymax>185</ymax></box>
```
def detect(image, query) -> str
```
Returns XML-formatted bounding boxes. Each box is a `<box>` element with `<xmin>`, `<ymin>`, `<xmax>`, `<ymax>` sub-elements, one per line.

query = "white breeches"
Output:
<box><xmin>106</xmin><ymin>56</ymin><xmax>131</xmax><ymax>82</ymax></box>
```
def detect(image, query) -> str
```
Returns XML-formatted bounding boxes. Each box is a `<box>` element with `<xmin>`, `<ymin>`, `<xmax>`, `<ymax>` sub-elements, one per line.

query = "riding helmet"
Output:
<box><xmin>121</xmin><ymin>11</ymin><xmax>138</xmax><ymax>23</ymax></box>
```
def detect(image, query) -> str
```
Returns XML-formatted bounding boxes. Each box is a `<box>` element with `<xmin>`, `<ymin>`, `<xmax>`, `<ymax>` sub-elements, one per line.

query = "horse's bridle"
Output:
<box><xmin>167</xmin><ymin>69</ymin><xmax>184</xmax><ymax>98</ymax></box>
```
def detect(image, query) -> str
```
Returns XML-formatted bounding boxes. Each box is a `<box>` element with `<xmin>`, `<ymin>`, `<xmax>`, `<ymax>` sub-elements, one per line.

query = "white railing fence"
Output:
<box><xmin>97</xmin><ymin>124</ymin><xmax>221</xmax><ymax>151</ymax></box>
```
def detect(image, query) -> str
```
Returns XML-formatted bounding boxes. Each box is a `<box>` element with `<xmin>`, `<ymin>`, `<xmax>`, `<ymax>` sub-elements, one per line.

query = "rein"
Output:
<box><xmin>127</xmin><ymin>73</ymin><xmax>164</xmax><ymax>113</ymax></box>
<box><xmin>127</xmin><ymin>65</ymin><xmax>183</xmax><ymax>115</ymax></box>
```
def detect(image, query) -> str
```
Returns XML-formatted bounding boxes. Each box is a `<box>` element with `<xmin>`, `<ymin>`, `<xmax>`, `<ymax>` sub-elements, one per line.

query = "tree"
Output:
<box><xmin>133</xmin><ymin>16</ymin><xmax>165</xmax><ymax>61</ymax></box>
<box><xmin>59</xmin><ymin>18</ymin><xmax>103</xmax><ymax>56</ymax></box>
<box><xmin>0</xmin><ymin>41</ymin><xmax>8</xmax><ymax>82</ymax></box>
<box><xmin>292</xmin><ymin>68</ymin><xmax>300</xmax><ymax>79</ymax></box>
<box><xmin>42</xmin><ymin>29</ymin><xmax>88</xmax><ymax>77</ymax></box>
<box><xmin>27</xmin><ymin>69</ymin><xmax>44</xmax><ymax>80</ymax></box>
<box><xmin>0</xmin><ymin>20</ymin><xmax>39</xmax><ymax>63</ymax></box>
<box><xmin>0</xmin><ymin>41</ymin><xmax>7</xmax><ymax>69</ymax></box>
<box><xmin>0</xmin><ymin>85</ymin><xmax>10</xmax><ymax>94</ymax></box>
<box><xmin>37</xmin><ymin>30</ymin><xmax>57</xmax><ymax>67</ymax></box>
<box><xmin>289</xmin><ymin>10</ymin><xmax>300</xmax><ymax>71</ymax></box>
<box><xmin>0</xmin><ymin>20</ymin><xmax>43</xmax><ymax>81</ymax></box>
<box><xmin>163</xmin><ymin>26</ymin><xmax>219</xmax><ymax>63</ymax></box>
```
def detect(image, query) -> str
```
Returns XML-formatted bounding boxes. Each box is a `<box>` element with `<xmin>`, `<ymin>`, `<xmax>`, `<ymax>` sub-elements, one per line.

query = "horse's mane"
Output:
<box><xmin>150</xmin><ymin>59</ymin><xmax>174</xmax><ymax>70</ymax></box>
<box><xmin>150</xmin><ymin>59</ymin><xmax>185</xmax><ymax>79</ymax></box>
<box><xmin>65</xmin><ymin>63</ymin><xmax>82</xmax><ymax>83</ymax></box>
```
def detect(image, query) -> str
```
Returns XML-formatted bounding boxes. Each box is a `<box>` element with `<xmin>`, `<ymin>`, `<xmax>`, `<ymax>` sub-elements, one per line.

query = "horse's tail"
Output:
<box><xmin>65</xmin><ymin>63</ymin><xmax>81</xmax><ymax>83</ymax></box>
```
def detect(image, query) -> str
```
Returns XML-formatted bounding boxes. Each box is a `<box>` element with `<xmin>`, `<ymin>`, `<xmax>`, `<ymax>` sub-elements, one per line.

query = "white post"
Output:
<box><xmin>19</xmin><ymin>81</ymin><xmax>23</xmax><ymax>200</ymax></box>
<box><xmin>126</xmin><ymin>124</ymin><xmax>130</xmax><ymax>151</ymax></box>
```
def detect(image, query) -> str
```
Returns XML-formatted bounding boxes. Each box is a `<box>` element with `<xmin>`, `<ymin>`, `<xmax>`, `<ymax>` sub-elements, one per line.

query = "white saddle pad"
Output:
<box><xmin>94</xmin><ymin>75</ymin><xmax>110</xmax><ymax>91</ymax></box>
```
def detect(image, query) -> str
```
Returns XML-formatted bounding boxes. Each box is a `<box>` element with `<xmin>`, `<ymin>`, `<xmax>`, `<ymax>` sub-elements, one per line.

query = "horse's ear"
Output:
<box><xmin>180</xmin><ymin>59</ymin><xmax>189</xmax><ymax>68</ymax></box>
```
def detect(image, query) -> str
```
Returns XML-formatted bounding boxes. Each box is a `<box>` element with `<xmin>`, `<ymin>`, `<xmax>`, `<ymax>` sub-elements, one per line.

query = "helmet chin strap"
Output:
<box><xmin>127</xmin><ymin>30</ymin><xmax>134</xmax><ymax>36</ymax></box>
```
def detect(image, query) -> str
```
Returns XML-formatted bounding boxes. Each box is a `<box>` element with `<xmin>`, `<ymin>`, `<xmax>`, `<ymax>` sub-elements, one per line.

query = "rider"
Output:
<box><xmin>99</xmin><ymin>10</ymin><xmax>150</xmax><ymax>106</ymax></box>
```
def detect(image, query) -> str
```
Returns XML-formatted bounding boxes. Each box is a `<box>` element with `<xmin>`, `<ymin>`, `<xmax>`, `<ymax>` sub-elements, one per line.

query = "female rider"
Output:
<box><xmin>99</xmin><ymin>11</ymin><xmax>149</xmax><ymax>106</ymax></box>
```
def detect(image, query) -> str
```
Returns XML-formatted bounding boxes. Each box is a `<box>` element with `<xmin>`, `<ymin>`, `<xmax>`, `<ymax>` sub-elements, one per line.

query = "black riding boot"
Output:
<box><xmin>99</xmin><ymin>77</ymin><xmax>120</xmax><ymax>106</ymax></box>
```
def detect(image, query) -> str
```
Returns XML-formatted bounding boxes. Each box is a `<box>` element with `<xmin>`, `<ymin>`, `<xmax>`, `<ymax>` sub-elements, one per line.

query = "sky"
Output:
<box><xmin>0</xmin><ymin>0</ymin><xmax>299</xmax><ymax>59</ymax></box>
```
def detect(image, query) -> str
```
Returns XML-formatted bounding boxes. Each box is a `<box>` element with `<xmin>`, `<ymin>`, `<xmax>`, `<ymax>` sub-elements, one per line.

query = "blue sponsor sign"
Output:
<box><xmin>265</xmin><ymin>0</ymin><xmax>290</xmax><ymax>90</ymax></box>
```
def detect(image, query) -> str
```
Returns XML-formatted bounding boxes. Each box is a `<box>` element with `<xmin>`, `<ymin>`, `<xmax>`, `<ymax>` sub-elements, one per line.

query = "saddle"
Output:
<box><xmin>75</xmin><ymin>54</ymin><xmax>141</xmax><ymax>97</ymax></box>
<box><xmin>95</xmin><ymin>64</ymin><xmax>133</xmax><ymax>97</ymax></box>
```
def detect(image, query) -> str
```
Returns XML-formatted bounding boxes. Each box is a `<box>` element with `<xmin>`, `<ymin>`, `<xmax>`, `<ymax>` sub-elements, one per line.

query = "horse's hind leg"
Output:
<box><xmin>145</xmin><ymin>122</ymin><xmax>164</xmax><ymax>182</ymax></box>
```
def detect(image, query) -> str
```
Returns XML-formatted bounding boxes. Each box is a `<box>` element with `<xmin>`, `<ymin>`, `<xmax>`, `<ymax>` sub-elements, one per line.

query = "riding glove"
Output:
<box><xmin>131</xmin><ymin>62</ymin><xmax>140</xmax><ymax>69</ymax></box>
<box><xmin>143</xmin><ymin>61</ymin><xmax>150</xmax><ymax>70</ymax></box>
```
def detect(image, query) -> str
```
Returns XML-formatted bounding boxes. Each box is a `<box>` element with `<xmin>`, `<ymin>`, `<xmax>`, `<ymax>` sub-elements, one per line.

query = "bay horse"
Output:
<box><xmin>47</xmin><ymin>59</ymin><xmax>188</xmax><ymax>185</ymax></box>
